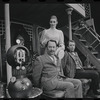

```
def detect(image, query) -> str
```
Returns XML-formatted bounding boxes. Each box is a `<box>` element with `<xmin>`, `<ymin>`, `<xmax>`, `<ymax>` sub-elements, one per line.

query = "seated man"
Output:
<box><xmin>32</xmin><ymin>40</ymin><xmax>83</xmax><ymax>98</ymax></box>
<box><xmin>62</xmin><ymin>40</ymin><xmax>100</xmax><ymax>96</ymax></box>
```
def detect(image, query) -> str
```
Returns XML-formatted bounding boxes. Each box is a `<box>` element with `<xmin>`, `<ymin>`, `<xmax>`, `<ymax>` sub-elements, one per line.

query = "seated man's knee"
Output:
<box><xmin>75</xmin><ymin>79</ymin><xmax>82</xmax><ymax>86</ymax></box>
<box><xmin>66</xmin><ymin>82</ymin><xmax>74</xmax><ymax>90</ymax></box>
<box><xmin>64</xmin><ymin>82</ymin><xmax>75</xmax><ymax>98</ymax></box>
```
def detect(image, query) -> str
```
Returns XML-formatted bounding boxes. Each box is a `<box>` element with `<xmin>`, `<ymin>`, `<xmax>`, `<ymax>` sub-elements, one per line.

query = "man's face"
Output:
<box><xmin>68</xmin><ymin>42</ymin><xmax>75</xmax><ymax>52</ymax></box>
<box><xmin>47</xmin><ymin>41</ymin><xmax>57</xmax><ymax>56</ymax></box>
<box><xmin>50</xmin><ymin>18</ymin><xmax>58</xmax><ymax>28</ymax></box>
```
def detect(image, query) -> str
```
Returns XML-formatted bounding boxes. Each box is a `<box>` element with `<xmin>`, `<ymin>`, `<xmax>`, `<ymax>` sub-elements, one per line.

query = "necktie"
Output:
<box><xmin>51</xmin><ymin>55</ymin><xmax>57</xmax><ymax>65</ymax></box>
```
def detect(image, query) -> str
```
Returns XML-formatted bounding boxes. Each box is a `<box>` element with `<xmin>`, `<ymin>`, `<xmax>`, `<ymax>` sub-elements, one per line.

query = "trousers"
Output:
<box><xmin>75</xmin><ymin>69</ymin><xmax>100</xmax><ymax>94</ymax></box>
<box><xmin>42</xmin><ymin>77</ymin><xmax>83</xmax><ymax>98</ymax></box>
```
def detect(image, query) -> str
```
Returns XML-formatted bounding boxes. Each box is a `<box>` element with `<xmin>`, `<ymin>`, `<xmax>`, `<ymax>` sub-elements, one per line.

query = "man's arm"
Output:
<box><xmin>62</xmin><ymin>51</ymin><xmax>70</xmax><ymax>77</ymax></box>
<box><xmin>76</xmin><ymin>52</ymin><xmax>83</xmax><ymax>67</ymax></box>
<box><xmin>32</xmin><ymin>56</ymin><xmax>43</xmax><ymax>88</ymax></box>
<box><xmin>40</xmin><ymin>29</ymin><xmax>47</xmax><ymax>48</ymax></box>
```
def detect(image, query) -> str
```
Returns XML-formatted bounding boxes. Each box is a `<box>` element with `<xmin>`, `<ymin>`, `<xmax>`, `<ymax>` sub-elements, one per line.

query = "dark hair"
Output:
<box><xmin>50</xmin><ymin>15</ymin><xmax>58</xmax><ymax>21</ymax></box>
<box><xmin>66</xmin><ymin>40</ymin><xmax>75</xmax><ymax>52</ymax></box>
<box><xmin>68</xmin><ymin>40</ymin><xmax>75</xmax><ymax>45</ymax></box>
<box><xmin>45</xmin><ymin>40</ymin><xmax>58</xmax><ymax>47</ymax></box>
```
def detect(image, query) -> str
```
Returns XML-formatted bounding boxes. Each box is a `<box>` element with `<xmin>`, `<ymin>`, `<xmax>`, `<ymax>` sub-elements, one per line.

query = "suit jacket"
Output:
<box><xmin>62</xmin><ymin>51</ymin><xmax>83</xmax><ymax>78</ymax></box>
<box><xmin>32</xmin><ymin>54</ymin><xmax>65</xmax><ymax>90</ymax></box>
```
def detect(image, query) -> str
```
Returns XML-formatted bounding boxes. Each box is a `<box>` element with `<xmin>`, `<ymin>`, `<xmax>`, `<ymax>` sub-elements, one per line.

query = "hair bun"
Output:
<box><xmin>51</xmin><ymin>15</ymin><xmax>57</xmax><ymax>20</ymax></box>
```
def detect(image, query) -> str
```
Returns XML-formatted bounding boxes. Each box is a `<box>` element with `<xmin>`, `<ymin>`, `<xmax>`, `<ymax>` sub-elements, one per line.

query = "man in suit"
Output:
<box><xmin>62</xmin><ymin>40</ymin><xmax>100</xmax><ymax>96</ymax></box>
<box><xmin>32</xmin><ymin>40</ymin><xmax>83</xmax><ymax>98</ymax></box>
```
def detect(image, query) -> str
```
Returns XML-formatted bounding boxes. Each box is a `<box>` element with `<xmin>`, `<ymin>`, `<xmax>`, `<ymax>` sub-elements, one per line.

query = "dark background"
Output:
<box><xmin>91</xmin><ymin>3</ymin><xmax>100</xmax><ymax>35</ymax></box>
<box><xmin>0</xmin><ymin>3</ymin><xmax>100</xmax><ymax>31</ymax></box>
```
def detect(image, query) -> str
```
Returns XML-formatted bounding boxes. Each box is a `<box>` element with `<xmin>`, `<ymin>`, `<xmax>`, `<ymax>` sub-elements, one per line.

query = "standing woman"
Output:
<box><xmin>40</xmin><ymin>15</ymin><xmax>65</xmax><ymax>59</ymax></box>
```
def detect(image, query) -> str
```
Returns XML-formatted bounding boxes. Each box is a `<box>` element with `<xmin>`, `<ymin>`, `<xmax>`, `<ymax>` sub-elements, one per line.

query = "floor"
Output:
<box><xmin>85</xmin><ymin>90</ymin><xmax>100</xmax><ymax>98</ymax></box>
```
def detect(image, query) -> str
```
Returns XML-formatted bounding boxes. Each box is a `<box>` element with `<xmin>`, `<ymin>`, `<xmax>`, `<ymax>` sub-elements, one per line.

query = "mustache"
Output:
<box><xmin>50</xmin><ymin>50</ymin><xmax>55</xmax><ymax>52</ymax></box>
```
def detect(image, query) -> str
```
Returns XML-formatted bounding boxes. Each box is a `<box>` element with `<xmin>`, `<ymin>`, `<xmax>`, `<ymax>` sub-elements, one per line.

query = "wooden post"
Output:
<box><xmin>66</xmin><ymin>8</ymin><xmax>73</xmax><ymax>40</ymax></box>
<box><xmin>5</xmin><ymin>3</ymin><xmax>12</xmax><ymax>84</ymax></box>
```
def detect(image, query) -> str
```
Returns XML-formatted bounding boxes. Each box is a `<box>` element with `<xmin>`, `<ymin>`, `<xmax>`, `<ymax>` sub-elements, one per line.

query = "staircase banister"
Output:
<box><xmin>60</xmin><ymin>26</ymin><xmax>100</xmax><ymax>72</ymax></box>
<box><xmin>73</xmin><ymin>35</ymin><xmax>100</xmax><ymax>72</ymax></box>
<box><xmin>84</xmin><ymin>18</ymin><xmax>100</xmax><ymax>38</ymax></box>
<box><xmin>86</xmin><ymin>25</ymin><xmax>100</xmax><ymax>38</ymax></box>
<box><xmin>72</xmin><ymin>18</ymin><xmax>100</xmax><ymax>41</ymax></box>
<box><xmin>83</xmin><ymin>25</ymin><xmax>100</xmax><ymax>42</ymax></box>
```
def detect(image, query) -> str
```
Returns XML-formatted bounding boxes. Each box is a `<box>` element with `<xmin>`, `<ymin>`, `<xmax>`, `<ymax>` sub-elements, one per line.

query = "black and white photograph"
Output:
<box><xmin>1</xmin><ymin>2</ymin><xmax>100</xmax><ymax>98</ymax></box>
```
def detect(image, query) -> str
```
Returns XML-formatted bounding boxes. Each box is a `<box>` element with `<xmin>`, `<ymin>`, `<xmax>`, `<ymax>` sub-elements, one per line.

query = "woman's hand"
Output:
<box><xmin>55</xmin><ymin>47</ymin><xmax>64</xmax><ymax>59</ymax></box>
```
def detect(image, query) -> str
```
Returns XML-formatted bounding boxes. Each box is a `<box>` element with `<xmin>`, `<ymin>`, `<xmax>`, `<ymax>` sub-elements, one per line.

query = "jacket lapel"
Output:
<box><xmin>68</xmin><ymin>52</ymin><xmax>83</xmax><ymax>67</ymax></box>
<box><xmin>44</xmin><ymin>54</ymin><xmax>56</xmax><ymax>65</ymax></box>
<box><xmin>68</xmin><ymin>52</ymin><xmax>76</xmax><ymax>63</ymax></box>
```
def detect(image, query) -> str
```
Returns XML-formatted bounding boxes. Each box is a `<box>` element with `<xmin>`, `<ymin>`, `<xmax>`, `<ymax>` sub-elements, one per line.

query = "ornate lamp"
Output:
<box><xmin>6</xmin><ymin>44</ymin><xmax>32</xmax><ymax>98</ymax></box>
<box><xmin>6</xmin><ymin>35</ymin><xmax>42</xmax><ymax>98</ymax></box>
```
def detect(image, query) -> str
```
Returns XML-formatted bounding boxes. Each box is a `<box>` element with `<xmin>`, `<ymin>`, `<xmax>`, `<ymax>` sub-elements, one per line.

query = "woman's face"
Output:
<box><xmin>50</xmin><ymin>18</ymin><xmax>58</xmax><ymax>28</ymax></box>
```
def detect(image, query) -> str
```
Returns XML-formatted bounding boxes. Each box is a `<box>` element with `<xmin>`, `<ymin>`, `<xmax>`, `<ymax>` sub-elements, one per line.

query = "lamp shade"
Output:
<box><xmin>6</xmin><ymin>45</ymin><xmax>30</xmax><ymax>67</ymax></box>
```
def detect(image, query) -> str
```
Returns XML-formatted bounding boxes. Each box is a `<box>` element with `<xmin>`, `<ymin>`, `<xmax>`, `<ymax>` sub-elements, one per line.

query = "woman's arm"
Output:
<box><xmin>40</xmin><ymin>29</ymin><xmax>47</xmax><ymax>48</ymax></box>
<box><xmin>55</xmin><ymin>30</ymin><xmax>65</xmax><ymax>59</ymax></box>
<box><xmin>61</xmin><ymin>51</ymin><xmax>70</xmax><ymax>77</ymax></box>
<box><xmin>59</xmin><ymin>30</ymin><xmax>65</xmax><ymax>50</ymax></box>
